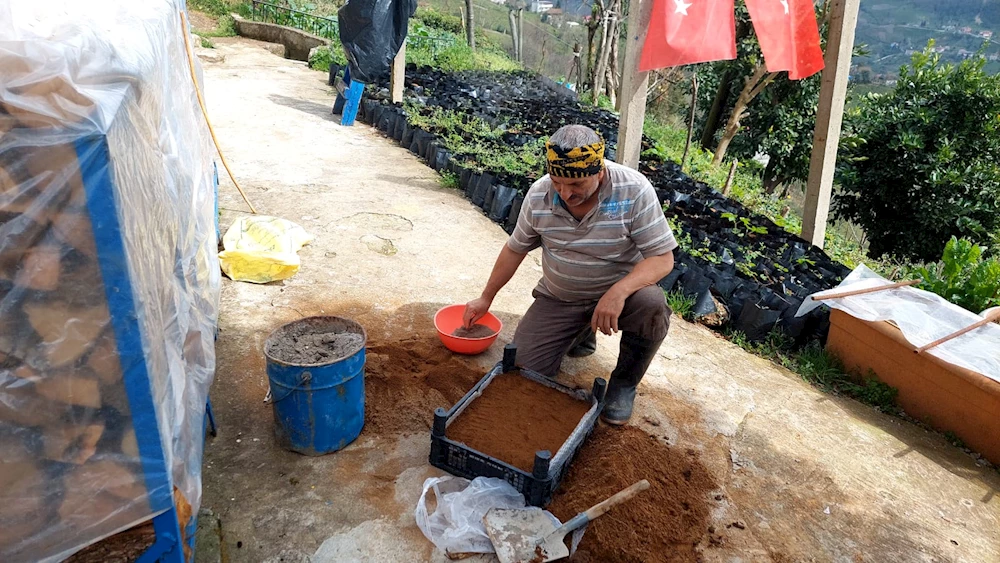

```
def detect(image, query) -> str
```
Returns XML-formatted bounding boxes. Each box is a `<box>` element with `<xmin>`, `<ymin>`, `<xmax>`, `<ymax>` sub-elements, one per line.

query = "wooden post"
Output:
<box><xmin>464</xmin><ymin>0</ymin><xmax>476</xmax><ymax>50</ymax></box>
<box><xmin>615</xmin><ymin>0</ymin><xmax>652</xmax><ymax>169</ymax></box>
<box><xmin>517</xmin><ymin>8</ymin><xmax>524</xmax><ymax>63</ymax></box>
<box><xmin>390</xmin><ymin>44</ymin><xmax>406</xmax><ymax>104</ymax></box>
<box><xmin>681</xmin><ymin>74</ymin><xmax>698</xmax><ymax>171</ymax></box>
<box><xmin>801</xmin><ymin>0</ymin><xmax>861</xmax><ymax>247</ymax></box>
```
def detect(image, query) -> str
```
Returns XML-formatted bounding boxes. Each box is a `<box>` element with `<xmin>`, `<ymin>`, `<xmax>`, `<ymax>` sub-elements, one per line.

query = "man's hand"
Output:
<box><xmin>463</xmin><ymin>246</ymin><xmax>529</xmax><ymax>329</ymax></box>
<box><xmin>591</xmin><ymin>288</ymin><xmax>627</xmax><ymax>335</ymax></box>
<box><xmin>463</xmin><ymin>297</ymin><xmax>493</xmax><ymax>329</ymax></box>
<box><xmin>590</xmin><ymin>252</ymin><xmax>674</xmax><ymax>335</ymax></box>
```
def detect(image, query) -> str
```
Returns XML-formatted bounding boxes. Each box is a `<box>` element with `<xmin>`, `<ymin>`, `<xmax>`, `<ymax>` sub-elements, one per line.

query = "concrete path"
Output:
<box><xmin>198</xmin><ymin>38</ymin><xmax>1000</xmax><ymax>563</ymax></box>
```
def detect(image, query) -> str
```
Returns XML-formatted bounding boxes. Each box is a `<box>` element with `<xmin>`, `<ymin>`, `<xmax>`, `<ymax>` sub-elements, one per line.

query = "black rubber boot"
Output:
<box><xmin>566</xmin><ymin>328</ymin><xmax>597</xmax><ymax>358</ymax></box>
<box><xmin>601</xmin><ymin>333</ymin><xmax>664</xmax><ymax>426</ymax></box>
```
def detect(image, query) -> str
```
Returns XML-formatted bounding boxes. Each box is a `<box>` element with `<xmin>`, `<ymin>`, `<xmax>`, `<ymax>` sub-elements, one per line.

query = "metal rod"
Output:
<box><xmin>811</xmin><ymin>279</ymin><xmax>920</xmax><ymax>301</ymax></box>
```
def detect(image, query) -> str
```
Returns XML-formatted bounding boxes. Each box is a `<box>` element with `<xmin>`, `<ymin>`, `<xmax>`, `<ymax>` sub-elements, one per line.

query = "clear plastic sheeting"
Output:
<box><xmin>797</xmin><ymin>265</ymin><xmax>1000</xmax><ymax>383</ymax></box>
<box><xmin>1</xmin><ymin>1</ymin><xmax>219</xmax><ymax>561</ymax></box>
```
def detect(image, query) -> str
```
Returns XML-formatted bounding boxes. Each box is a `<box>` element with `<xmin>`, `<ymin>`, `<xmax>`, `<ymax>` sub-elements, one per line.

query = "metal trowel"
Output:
<box><xmin>483</xmin><ymin>480</ymin><xmax>650</xmax><ymax>563</ymax></box>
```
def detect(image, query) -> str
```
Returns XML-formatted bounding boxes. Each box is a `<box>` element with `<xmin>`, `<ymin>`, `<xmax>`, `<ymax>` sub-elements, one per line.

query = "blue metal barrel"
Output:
<box><xmin>264</xmin><ymin>316</ymin><xmax>366</xmax><ymax>455</ymax></box>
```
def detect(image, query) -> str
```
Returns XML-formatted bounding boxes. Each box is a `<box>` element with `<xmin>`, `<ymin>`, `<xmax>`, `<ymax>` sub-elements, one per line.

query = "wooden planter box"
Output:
<box><xmin>826</xmin><ymin>309</ymin><xmax>1000</xmax><ymax>465</ymax></box>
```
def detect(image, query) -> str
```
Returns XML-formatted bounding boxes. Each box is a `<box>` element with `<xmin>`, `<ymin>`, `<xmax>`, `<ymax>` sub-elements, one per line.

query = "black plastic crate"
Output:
<box><xmin>429</xmin><ymin>344</ymin><xmax>607</xmax><ymax>507</ymax></box>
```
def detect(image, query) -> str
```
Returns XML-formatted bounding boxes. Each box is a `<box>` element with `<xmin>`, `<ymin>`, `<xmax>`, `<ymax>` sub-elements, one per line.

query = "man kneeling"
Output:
<box><xmin>463</xmin><ymin>124</ymin><xmax>676</xmax><ymax>425</ymax></box>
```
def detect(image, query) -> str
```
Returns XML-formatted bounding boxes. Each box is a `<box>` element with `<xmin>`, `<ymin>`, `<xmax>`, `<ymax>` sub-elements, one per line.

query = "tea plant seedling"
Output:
<box><xmin>439</xmin><ymin>172</ymin><xmax>460</xmax><ymax>190</ymax></box>
<box><xmin>664</xmin><ymin>290</ymin><xmax>696</xmax><ymax>320</ymax></box>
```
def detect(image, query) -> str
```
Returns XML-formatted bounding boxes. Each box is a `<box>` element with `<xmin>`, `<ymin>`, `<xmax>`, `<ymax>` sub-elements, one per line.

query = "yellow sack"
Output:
<box><xmin>219</xmin><ymin>216</ymin><xmax>314</xmax><ymax>283</ymax></box>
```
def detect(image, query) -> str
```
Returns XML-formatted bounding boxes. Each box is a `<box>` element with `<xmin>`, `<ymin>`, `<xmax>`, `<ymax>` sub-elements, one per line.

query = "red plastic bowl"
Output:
<box><xmin>434</xmin><ymin>304</ymin><xmax>502</xmax><ymax>355</ymax></box>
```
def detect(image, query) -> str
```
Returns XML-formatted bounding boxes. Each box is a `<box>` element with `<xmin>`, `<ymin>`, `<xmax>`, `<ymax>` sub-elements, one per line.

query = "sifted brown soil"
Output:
<box><xmin>362</xmin><ymin>336</ymin><xmax>485</xmax><ymax>435</ymax></box>
<box><xmin>445</xmin><ymin>373</ymin><xmax>592</xmax><ymax>472</ymax></box>
<box><xmin>450</xmin><ymin>324</ymin><xmax>496</xmax><ymax>338</ymax></box>
<box><xmin>548</xmin><ymin>426</ymin><xmax>717</xmax><ymax>563</ymax></box>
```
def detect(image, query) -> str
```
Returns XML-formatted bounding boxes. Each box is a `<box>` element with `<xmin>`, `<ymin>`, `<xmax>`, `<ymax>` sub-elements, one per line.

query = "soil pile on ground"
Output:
<box><xmin>548</xmin><ymin>426</ymin><xmax>716</xmax><ymax>563</ymax></box>
<box><xmin>446</xmin><ymin>373</ymin><xmax>592</xmax><ymax>472</ymax></box>
<box><xmin>450</xmin><ymin>324</ymin><xmax>496</xmax><ymax>338</ymax></box>
<box><xmin>363</xmin><ymin>336</ymin><xmax>485</xmax><ymax>435</ymax></box>
<box><xmin>267</xmin><ymin>328</ymin><xmax>364</xmax><ymax>365</ymax></box>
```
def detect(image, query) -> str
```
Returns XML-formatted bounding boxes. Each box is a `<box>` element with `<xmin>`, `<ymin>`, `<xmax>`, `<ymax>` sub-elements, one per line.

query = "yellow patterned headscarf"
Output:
<box><xmin>546</xmin><ymin>138</ymin><xmax>606</xmax><ymax>178</ymax></box>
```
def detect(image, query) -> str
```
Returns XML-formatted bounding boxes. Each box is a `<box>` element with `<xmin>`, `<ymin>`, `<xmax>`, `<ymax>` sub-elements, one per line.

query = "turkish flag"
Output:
<box><xmin>745</xmin><ymin>0</ymin><xmax>825</xmax><ymax>79</ymax></box>
<box><xmin>639</xmin><ymin>0</ymin><xmax>737</xmax><ymax>71</ymax></box>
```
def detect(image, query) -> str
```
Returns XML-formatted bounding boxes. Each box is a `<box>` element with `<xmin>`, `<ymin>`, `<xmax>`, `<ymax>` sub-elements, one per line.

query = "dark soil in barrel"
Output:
<box><xmin>548</xmin><ymin>426</ymin><xmax>717</xmax><ymax>563</ymax></box>
<box><xmin>450</xmin><ymin>324</ymin><xmax>496</xmax><ymax>338</ymax></box>
<box><xmin>445</xmin><ymin>373</ymin><xmax>592</xmax><ymax>473</ymax></box>
<box><xmin>267</xmin><ymin>329</ymin><xmax>364</xmax><ymax>365</ymax></box>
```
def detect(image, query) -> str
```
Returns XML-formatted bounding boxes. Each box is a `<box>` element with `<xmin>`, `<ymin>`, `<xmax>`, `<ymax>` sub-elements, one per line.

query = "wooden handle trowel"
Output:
<box><xmin>483</xmin><ymin>480</ymin><xmax>650</xmax><ymax>563</ymax></box>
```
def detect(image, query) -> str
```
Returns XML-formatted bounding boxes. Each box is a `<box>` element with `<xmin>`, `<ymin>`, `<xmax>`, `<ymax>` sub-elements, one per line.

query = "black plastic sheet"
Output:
<box><xmin>460</xmin><ymin>168</ymin><xmax>474</xmax><ymax>194</ymax></box>
<box><xmin>489</xmin><ymin>184</ymin><xmax>518</xmax><ymax>222</ymax></box>
<box><xmin>392</xmin><ymin>112</ymin><xmax>406</xmax><ymax>141</ymax></box>
<box><xmin>691</xmin><ymin>290</ymin><xmax>719</xmax><ymax>318</ymax></box>
<box><xmin>472</xmin><ymin>173</ymin><xmax>493</xmax><ymax>208</ymax></box>
<box><xmin>434</xmin><ymin>149</ymin><xmax>451</xmax><ymax>172</ymax></box>
<box><xmin>733</xmin><ymin>302</ymin><xmax>782</xmax><ymax>342</ymax></box>
<box><xmin>338</xmin><ymin>0</ymin><xmax>417</xmax><ymax>84</ymax></box>
<box><xmin>482</xmin><ymin>182</ymin><xmax>498</xmax><ymax>213</ymax></box>
<box><xmin>465</xmin><ymin>172</ymin><xmax>481</xmax><ymax>198</ymax></box>
<box><xmin>401</xmin><ymin>123</ymin><xmax>415</xmax><ymax>147</ymax></box>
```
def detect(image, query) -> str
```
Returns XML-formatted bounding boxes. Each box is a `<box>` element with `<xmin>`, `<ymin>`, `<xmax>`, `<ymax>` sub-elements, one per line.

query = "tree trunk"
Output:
<box><xmin>713</xmin><ymin>64</ymin><xmax>775</xmax><ymax>165</ymax></box>
<box><xmin>538</xmin><ymin>38</ymin><xmax>548</xmax><ymax>73</ymax></box>
<box><xmin>699</xmin><ymin>69</ymin><xmax>732</xmax><ymax>151</ymax></box>
<box><xmin>591</xmin><ymin>0</ymin><xmax>617</xmax><ymax>106</ymax></box>
<box><xmin>464</xmin><ymin>0</ymin><xmax>475</xmax><ymax>50</ymax></box>
<box><xmin>722</xmin><ymin>159</ymin><xmax>739</xmax><ymax>195</ymax></box>
<box><xmin>762</xmin><ymin>159</ymin><xmax>785</xmax><ymax>195</ymax></box>
<box><xmin>590</xmin><ymin>0</ymin><xmax>609</xmax><ymax>103</ymax></box>
<box><xmin>608</xmin><ymin>13</ymin><xmax>620</xmax><ymax>109</ymax></box>
<box><xmin>701</xmin><ymin>18</ymin><xmax>754</xmax><ymax>150</ymax></box>
<box><xmin>585</xmin><ymin>6</ymin><xmax>600</xmax><ymax>94</ymax></box>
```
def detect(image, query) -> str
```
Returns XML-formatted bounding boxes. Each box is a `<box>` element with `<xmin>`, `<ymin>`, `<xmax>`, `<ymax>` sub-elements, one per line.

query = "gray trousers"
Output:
<box><xmin>512</xmin><ymin>285</ymin><xmax>671</xmax><ymax>377</ymax></box>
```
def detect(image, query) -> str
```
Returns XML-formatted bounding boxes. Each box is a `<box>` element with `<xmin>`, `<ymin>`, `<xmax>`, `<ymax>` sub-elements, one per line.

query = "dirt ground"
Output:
<box><xmin>197</xmin><ymin>37</ymin><xmax>1000</xmax><ymax>563</ymax></box>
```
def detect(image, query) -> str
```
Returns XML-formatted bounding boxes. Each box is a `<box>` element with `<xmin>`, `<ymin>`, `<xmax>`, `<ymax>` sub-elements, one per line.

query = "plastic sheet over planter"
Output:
<box><xmin>1</xmin><ymin>2</ymin><xmax>218</xmax><ymax>560</ymax></box>
<box><xmin>799</xmin><ymin>265</ymin><xmax>1000</xmax><ymax>382</ymax></box>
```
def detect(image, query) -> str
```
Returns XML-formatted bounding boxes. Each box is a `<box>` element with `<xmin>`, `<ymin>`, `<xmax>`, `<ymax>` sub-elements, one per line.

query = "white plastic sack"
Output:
<box><xmin>415</xmin><ymin>476</ymin><xmax>533</xmax><ymax>558</ymax></box>
<box><xmin>797</xmin><ymin>265</ymin><xmax>1000</xmax><ymax>382</ymax></box>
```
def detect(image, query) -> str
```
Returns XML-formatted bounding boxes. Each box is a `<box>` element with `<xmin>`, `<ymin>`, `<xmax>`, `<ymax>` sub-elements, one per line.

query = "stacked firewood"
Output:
<box><xmin>0</xmin><ymin>119</ymin><xmax>150</xmax><ymax>556</ymax></box>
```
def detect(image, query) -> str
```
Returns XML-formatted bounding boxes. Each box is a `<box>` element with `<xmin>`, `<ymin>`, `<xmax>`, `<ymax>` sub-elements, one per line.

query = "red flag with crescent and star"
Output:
<box><xmin>638</xmin><ymin>0</ymin><xmax>737</xmax><ymax>71</ymax></box>
<box><xmin>745</xmin><ymin>0</ymin><xmax>825</xmax><ymax>79</ymax></box>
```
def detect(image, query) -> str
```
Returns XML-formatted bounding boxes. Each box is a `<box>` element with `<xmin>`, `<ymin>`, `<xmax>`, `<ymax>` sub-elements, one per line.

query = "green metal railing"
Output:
<box><xmin>250</xmin><ymin>0</ymin><xmax>338</xmax><ymax>39</ymax></box>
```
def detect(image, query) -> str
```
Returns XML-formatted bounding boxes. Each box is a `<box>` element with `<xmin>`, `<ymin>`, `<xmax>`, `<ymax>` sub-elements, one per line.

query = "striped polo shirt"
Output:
<box><xmin>507</xmin><ymin>160</ymin><xmax>677</xmax><ymax>302</ymax></box>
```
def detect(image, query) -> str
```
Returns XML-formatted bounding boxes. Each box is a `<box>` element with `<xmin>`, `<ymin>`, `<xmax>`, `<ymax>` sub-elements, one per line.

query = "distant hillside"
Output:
<box><xmin>853</xmin><ymin>0</ymin><xmax>1000</xmax><ymax>80</ymax></box>
<box><xmin>420</xmin><ymin>0</ymin><xmax>590</xmax><ymax>80</ymax></box>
